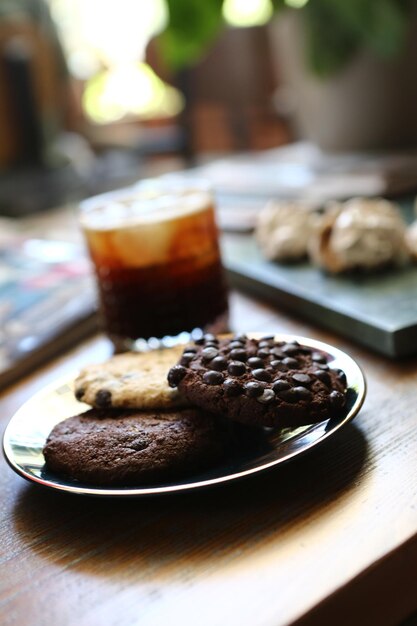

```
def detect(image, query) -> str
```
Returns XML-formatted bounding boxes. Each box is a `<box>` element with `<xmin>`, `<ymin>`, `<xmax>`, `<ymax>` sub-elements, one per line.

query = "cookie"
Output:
<box><xmin>256</xmin><ymin>200</ymin><xmax>321</xmax><ymax>262</ymax></box>
<box><xmin>168</xmin><ymin>334</ymin><xmax>347</xmax><ymax>428</ymax></box>
<box><xmin>74</xmin><ymin>346</ymin><xmax>189</xmax><ymax>410</ymax></box>
<box><xmin>308</xmin><ymin>198</ymin><xmax>409</xmax><ymax>273</ymax></box>
<box><xmin>43</xmin><ymin>408</ymin><xmax>230</xmax><ymax>485</ymax></box>
<box><xmin>405</xmin><ymin>220</ymin><xmax>417</xmax><ymax>261</ymax></box>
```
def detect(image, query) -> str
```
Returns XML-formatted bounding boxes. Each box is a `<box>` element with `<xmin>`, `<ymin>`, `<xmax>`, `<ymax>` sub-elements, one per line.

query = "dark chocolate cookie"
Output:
<box><xmin>168</xmin><ymin>334</ymin><xmax>347</xmax><ymax>428</ymax></box>
<box><xmin>43</xmin><ymin>408</ymin><xmax>230</xmax><ymax>485</ymax></box>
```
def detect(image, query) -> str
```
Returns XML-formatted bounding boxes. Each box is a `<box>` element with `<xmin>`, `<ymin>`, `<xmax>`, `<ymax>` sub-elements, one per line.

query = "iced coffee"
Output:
<box><xmin>80</xmin><ymin>179</ymin><xmax>229</xmax><ymax>351</ymax></box>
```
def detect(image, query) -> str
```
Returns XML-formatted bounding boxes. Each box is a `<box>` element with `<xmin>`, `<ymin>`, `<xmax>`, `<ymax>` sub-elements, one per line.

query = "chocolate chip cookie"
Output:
<box><xmin>43</xmin><ymin>408</ymin><xmax>230</xmax><ymax>485</ymax></box>
<box><xmin>74</xmin><ymin>346</ymin><xmax>189</xmax><ymax>410</ymax></box>
<box><xmin>168</xmin><ymin>334</ymin><xmax>347</xmax><ymax>428</ymax></box>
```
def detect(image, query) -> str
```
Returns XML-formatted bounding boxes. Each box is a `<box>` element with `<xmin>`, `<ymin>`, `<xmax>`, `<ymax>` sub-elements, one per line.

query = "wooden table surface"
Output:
<box><xmin>1</xmin><ymin>290</ymin><xmax>417</xmax><ymax>626</ymax></box>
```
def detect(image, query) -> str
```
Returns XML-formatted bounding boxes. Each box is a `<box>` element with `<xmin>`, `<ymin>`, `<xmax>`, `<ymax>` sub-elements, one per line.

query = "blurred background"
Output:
<box><xmin>1</xmin><ymin>0</ymin><xmax>417</xmax><ymax>382</ymax></box>
<box><xmin>1</xmin><ymin>0</ymin><xmax>415</xmax><ymax>216</ymax></box>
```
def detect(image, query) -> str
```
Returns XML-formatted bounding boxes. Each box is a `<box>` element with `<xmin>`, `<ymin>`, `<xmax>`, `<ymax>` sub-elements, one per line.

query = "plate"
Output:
<box><xmin>2</xmin><ymin>335</ymin><xmax>366</xmax><ymax>497</ymax></box>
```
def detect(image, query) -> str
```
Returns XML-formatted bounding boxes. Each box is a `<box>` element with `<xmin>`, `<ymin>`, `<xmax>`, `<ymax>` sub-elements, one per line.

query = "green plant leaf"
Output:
<box><xmin>157</xmin><ymin>0</ymin><xmax>224</xmax><ymax>70</ymax></box>
<box><xmin>321</xmin><ymin>0</ymin><xmax>408</xmax><ymax>57</ymax></box>
<box><xmin>270</xmin><ymin>0</ymin><xmax>287</xmax><ymax>10</ymax></box>
<box><xmin>303</xmin><ymin>3</ymin><xmax>359</xmax><ymax>76</ymax></box>
<box><xmin>304</xmin><ymin>0</ymin><xmax>409</xmax><ymax>76</ymax></box>
<box><xmin>157</xmin><ymin>0</ymin><xmax>411</xmax><ymax>75</ymax></box>
<box><xmin>362</xmin><ymin>0</ymin><xmax>408</xmax><ymax>57</ymax></box>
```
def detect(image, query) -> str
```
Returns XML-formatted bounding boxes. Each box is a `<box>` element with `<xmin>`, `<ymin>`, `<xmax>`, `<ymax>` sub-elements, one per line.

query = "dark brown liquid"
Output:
<box><xmin>95</xmin><ymin>253</ymin><xmax>229</xmax><ymax>342</ymax></box>
<box><xmin>83</xmin><ymin>200</ymin><xmax>229</xmax><ymax>345</ymax></box>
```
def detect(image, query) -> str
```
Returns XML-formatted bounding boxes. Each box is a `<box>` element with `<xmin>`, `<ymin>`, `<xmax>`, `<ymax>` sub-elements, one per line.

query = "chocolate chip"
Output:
<box><xmin>270</xmin><ymin>360</ymin><xmax>288</xmax><ymax>372</ymax></box>
<box><xmin>168</xmin><ymin>365</ymin><xmax>187</xmax><ymax>387</ymax></box>
<box><xmin>75</xmin><ymin>388</ymin><xmax>85</xmax><ymax>401</ymax></box>
<box><xmin>329</xmin><ymin>390</ymin><xmax>345</xmax><ymax>408</ymax></box>
<box><xmin>257</xmin><ymin>389</ymin><xmax>276</xmax><ymax>404</ymax></box>
<box><xmin>203</xmin><ymin>333</ymin><xmax>218</xmax><ymax>343</ymax></box>
<box><xmin>277</xmin><ymin>388</ymin><xmax>298</xmax><ymax>402</ymax></box>
<box><xmin>211</xmin><ymin>356</ymin><xmax>227</xmax><ymax>371</ymax></box>
<box><xmin>227</xmin><ymin>360</ymin><xmax>246</xmax><ymax>376</ymax></box>
<box><xmin>184</xmin><ymin>347</ymin><xmax>197</xmax><ymax>354</ymax></box>
<box><xmin>257</xmin><ymin>349</ymin><xmax>270</xmax><ymax>359</ymax></box>
<box><xmin>230</xmin><ymin>348</ymin><xmax>247</xmax><ymax>362</ymax></box>
<box><xmin>272</xmin><ymin>380</ymin><xmax>291</xmax><ymax>394</ymax></box>
<box><xmin>232</xmin><ymin>334</ymin><xmax>247</xmax><ymax>343</ymax></box>
<box><xmin>95</xmin><ymin>389</ymin><xmax>112</xmax><ymax>407</ymax></box>
<box><xmin>282</xmin><ymin>357</ymin><xmax>299</xmax><ymax>369</ymax></box>
<box><xmin>292</xmin><ymin>373</ymin><xmax>311</xmax><ymax>386</ymax></box>
<box><xmin>334</xmin><ymin>368</ymin><xmax>347</xmax><ymax>385</ymax></box>
<box><xmin>223</xmin><ymin>378</ymin><xmax>242</xmax><ymax>396</ymax></box>
<box><xmin>260</xmin><ymin>335</ymin><xmax>274</xmax><ymax>341</ymax></box>
<box><xmin>203</xmin><ymin>370</ymin><xmax>224</xmax><ymax>385</ymax></box>
<box><xmin>229</xmin><ymin>340</ymin><xmax>245</xmax><ymax>349</ymax></box>
<box><xmin>282</xmin><ymin>343</ymin><xmax>299</xmax><ymax>355</ymax></box>
<box><xmin>258</xmin><ymin>340</ymin><xmax>273</xmax><ymax>348</ymax></box>
<box><xmin>316</xmin><ymin>363</ymin><xmax>329</xmax><ymax>371</ymax></box>
<box><xmin>247</xmin><ymin>357</ymin><xmax>264</xmax><ymax>369</ymax></box>
<box><xmin>312</xmin><ymin>351</ymin><xmax>327</xmax><ymax>363</ymax></box>
<box><xmin>180</xmin><ymin>352</ymin><xmax>195</xmax><ymax>365</ymax></box>
<box><xmin>194</xmin><ymin>337</ymin><xmax>205</xmax><ymax>345</ymax></box>
<box><xmin>313</xmin><ymin>370</ymin><xmax>331</xmax><ymax>386</ymax></box>
<box><xmin>244</xmin><ymin>381</ymin><xmax>264</xmax><ymax>397</ymax></box>
<box><xmin>294</xmin><ymin>386</ymin><xmax>312</xmax><ymax>401</ymax></box>
<box><xmin>201</xmin><ymin>347</ymin><xmax>219</xmax><ymax>361</ymax></box>
<box><xmin>253</xmin><ymin>368</ymin><xmax>272</xmax><ymax>382</ymax></box>
<box><xmin>270</xmin><ymin>348</ymin><xmax>285</xmax><ymax>359</ymax></box>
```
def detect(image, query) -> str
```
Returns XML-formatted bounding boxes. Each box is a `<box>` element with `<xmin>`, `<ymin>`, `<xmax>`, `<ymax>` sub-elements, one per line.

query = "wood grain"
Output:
<box><xmin>1</xmin><ymin>291</ymin><xmax>417</xmax><ymax>626</ymax></box>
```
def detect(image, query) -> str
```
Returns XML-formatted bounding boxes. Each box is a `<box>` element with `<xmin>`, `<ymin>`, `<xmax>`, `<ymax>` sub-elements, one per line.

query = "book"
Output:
<box><xmin>0</xmin><ymin>234</ymin><xmax>97</xmax><ymax>389</ymax></box>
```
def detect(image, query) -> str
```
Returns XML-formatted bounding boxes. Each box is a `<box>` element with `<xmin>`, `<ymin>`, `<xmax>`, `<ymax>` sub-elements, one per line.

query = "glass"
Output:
<box><xmin>79</xmin><ymin>178</ymin><xmax>229</xmax><ymax>351</ymax></box>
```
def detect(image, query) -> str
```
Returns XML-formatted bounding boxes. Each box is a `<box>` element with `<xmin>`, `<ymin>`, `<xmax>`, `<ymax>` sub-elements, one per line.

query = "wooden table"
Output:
<box><xmin>1</xmin><ymin>290</ymin><xmax>417</xmax><ymax>626</ymax></box>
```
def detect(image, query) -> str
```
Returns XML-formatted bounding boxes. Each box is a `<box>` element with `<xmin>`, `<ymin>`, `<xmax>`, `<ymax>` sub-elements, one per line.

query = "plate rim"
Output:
<box><xmin>2</xmin><ymin>334</ymin><xmax>367</xmax><ymax>497</ymax></box>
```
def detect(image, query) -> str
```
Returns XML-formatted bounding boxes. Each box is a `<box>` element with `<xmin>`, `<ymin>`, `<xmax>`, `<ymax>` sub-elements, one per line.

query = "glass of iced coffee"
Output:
<box><xmin>80</xmin><ymin>178</ymin><xmax>229</xmax><ymax>351</ymax></box>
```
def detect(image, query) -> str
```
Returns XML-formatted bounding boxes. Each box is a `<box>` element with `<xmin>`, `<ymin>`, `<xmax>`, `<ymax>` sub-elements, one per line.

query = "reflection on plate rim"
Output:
<box><xmin>2</xmin><ymin>334</ymin><xmax>366</xmax><ymax>497</ymax></box>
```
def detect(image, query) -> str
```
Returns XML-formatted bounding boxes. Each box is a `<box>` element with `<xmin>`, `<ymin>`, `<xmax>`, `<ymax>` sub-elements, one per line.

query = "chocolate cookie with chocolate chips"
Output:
<box><xmin>43</xmin><ymin>408</ymin><xmax>230</xmax><ymax>485</ymax></box>
<box><xmin>168</xmin><ymin>334</ymin><xmax>347</xmax><ymax>428</ymax></box>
